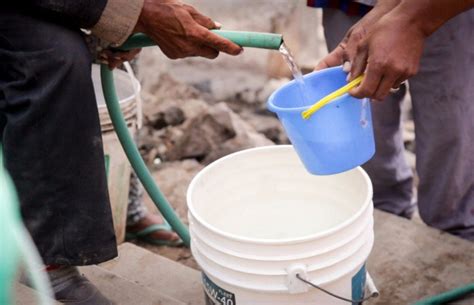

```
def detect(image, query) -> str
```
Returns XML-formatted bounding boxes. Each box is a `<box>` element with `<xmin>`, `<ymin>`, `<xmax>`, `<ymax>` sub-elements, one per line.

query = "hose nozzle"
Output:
<box><xmin>118</xmin><ymin>30</ymin><xmax>283</xmax><ymax>51</ymax></box>
<box><xmin>211</xmin><ymin>30</ymin><xmax>283</xmax><ymax>50</ymax></box>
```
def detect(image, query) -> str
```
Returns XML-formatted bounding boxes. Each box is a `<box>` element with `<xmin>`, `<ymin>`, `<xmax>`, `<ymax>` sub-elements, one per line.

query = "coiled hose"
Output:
<box><xmin>413</xmin><ymin>283</ymin><xmax>474</xmax><ymax>305</ymax></box>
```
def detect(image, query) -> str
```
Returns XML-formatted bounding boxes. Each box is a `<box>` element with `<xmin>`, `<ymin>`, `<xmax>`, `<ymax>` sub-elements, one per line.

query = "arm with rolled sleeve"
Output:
<box><xmin>91</xmin><ymin>0</ymin><xmax>144</xmax><ymax>46</ymax></box>
<box><xmin>12</xmin><ymin>0</ymin><xmax>242</xmax><ymax>59</ymax></box>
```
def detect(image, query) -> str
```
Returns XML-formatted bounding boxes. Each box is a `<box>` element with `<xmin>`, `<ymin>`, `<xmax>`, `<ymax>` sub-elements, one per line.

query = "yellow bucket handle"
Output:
<box><xmin>302</xmin><ymin>75</ymin><xmax>364</xmax><ymax>120</ymax></box>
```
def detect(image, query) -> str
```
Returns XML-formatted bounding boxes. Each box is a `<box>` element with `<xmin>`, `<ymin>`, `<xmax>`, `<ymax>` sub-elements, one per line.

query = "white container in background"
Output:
<box><xmin>92</xmin><ymin>63</ymin><xmax>140</xmax><ymax>243</ymax></box>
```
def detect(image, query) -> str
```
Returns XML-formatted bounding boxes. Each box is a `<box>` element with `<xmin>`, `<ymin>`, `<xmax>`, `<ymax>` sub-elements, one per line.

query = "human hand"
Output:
<box><xmin>99</xmin><ymin>49</ymin><xmax>142</xmax><ymax>69</ymax></box>
<box><xmin>315</xmin><ymin>0</ymin><xmax>401</xmax><ymax>71</ymax></box>
<box><xmin>134</xmin><ymin>0</ymin><xmax>242</xmax><ymax>59</ymax></box>
<box><xmin>348</xmin><ymin>12</ymin><xmax>425</xmax><ymax>100</ymax></box>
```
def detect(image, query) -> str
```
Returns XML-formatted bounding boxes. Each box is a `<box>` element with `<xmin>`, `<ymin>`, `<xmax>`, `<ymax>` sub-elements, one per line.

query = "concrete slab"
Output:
<box><xmin>13</xmin><ymin>283</ymin><xmax>59</xmax><ymax>305</ymax></box>
<box><xmin>100</xmin><ymin>243</ymin><xmax>205</xmax><ymax>305</ymax></box>
<box><xmin>80</xmin><ymin>265</ymin><xmax>185</xmax><ymax>305</ymax></box>
<box><xmin>368</xmin><ymin>210</ymin><xmax>474</xmax><ymax>304</ymax></box>
<box><xmin>102</xmin><ymin>211</ymin><xmax>474</xmax><ymax>305</ymax></box>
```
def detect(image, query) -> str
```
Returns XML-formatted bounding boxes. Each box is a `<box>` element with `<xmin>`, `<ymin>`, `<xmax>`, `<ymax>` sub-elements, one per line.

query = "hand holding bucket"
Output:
<box><xmin>267</xmin><ymin>66</ymin><xmax>375</xmax><ymax>175</ymax></box>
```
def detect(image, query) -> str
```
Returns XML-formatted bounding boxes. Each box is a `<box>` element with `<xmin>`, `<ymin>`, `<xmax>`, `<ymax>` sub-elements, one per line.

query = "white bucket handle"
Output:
<box><xmin>294</xmin><ymin>273</ymin><xmax>379</xmax><ymax>304</ymax></box>
<box><xmin>123</xmin><ymin>62</ymin><xmax>143</xmax><ymax>129</ymax></box>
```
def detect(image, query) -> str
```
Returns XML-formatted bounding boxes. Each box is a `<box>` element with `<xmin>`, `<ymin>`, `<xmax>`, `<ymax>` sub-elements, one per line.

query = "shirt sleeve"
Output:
<box><xmin>91</xmin><ymin>0</ymin><xmax>145</xmax><ymax>46</ymax></box>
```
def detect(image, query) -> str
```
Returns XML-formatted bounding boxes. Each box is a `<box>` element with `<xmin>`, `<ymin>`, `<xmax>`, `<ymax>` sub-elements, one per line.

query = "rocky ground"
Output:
<box><xmin>129</xmin><ymin>1</ymin><xmax>416</xmax><ymax>269</ymax></box>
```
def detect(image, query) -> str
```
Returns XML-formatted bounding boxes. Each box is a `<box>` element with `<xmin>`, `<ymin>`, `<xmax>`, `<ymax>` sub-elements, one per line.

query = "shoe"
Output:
<box><xmin>126</xmin><ymin>223</ymin><xmax>184</xmax><ymax>247</ymax></box>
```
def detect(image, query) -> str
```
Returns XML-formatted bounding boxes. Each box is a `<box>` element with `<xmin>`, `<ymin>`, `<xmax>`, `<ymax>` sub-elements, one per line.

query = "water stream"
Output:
<box><xmin>279</xmin><ymin>43</ymin><xmax>310</xmax><ymax>107</ymax></box>
<box><xmin>279</xmin><ymin>42</ymin><xmax>367</xmax><ymax>127</ymax></box>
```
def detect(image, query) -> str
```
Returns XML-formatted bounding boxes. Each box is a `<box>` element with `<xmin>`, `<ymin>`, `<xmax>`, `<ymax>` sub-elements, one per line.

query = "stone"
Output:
<box><xmin>139</xmin><ymin>74</ymin><xmax>213</xmax><ymax>130</ymax></box>
<box><xmin>149</xmin><ymin>106</ymin><xmax>186</xmax><ymax>130</ymax></box>
<box><xmin>166</xmin><ymin>102</ymin><xmax>274</xmax><ymax>164</ymax></box>
<box><xmin>241</xmin><ymin>111</ymin><xmax>289</xmax><ymax>144</ymax></box>
<box><xmin>256</xmin><ymin>78</ymin><xmax>290</xmax><ymax>104</ymax></box>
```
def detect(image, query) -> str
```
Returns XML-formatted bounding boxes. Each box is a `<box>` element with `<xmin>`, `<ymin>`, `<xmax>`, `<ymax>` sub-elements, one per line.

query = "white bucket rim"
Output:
<box><xmin>189</xmin><ymin>210</ymin><xmax>372</xmax><ymax>262</ymax></box>
<box><xmin>187</xmin><ymin>145</ymin><xmax>373</xmax><ymax>245</ymax></box>
<box><xmin>190</xmin><ymin>221</ymin><xmax>373</xmax><ymax>275</ymax></box>
<box><xmin>194</xmin><ymin>234</ymin><xmax>374</xmax><ymax>292</ymax></box>
<box><xmin>92</xmin><ymin>64</ymin><xmax>141</xmax><ymax>107</ymax></box>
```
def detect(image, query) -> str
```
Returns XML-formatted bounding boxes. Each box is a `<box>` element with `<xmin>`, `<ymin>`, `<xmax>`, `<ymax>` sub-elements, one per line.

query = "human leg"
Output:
<box><xmin>322</xmin><ymin>8</ymin><xmax>414</xmax><ymax>216</ymax></box>
<box><xmin>0</xmin><ymin>9</ymin><xmax>117</xmax><ymax>265</ymax></box>
<box><xmin>408</xmin><ymin>10</ymin><xmax>474</xmax><ymax>240</ymax></box>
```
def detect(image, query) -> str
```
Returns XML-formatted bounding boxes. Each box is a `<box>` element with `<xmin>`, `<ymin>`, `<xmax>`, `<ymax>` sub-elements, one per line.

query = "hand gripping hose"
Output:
<box><xmin>100</xmin><ymin>31</ymin><xmax>283</xmax><ymax>246</ymax></box>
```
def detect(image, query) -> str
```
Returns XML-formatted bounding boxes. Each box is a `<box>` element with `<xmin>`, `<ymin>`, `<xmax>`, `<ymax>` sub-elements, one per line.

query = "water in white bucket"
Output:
<box><xmin>200</xmin><ymin>190</ymin><xmax>356</xmax><ymax>240</ymax></box>
<box><xmin>187</xmin><ymin>146</ymin><xmax>374</xmax><ymax>305</ymax></box>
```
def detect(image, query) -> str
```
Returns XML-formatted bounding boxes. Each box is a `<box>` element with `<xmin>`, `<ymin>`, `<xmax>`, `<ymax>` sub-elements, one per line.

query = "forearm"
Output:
<box><xmin>357</xmin><ymin>0</ymin><xmax>400</xmax><ymax>26</ymax></box>
<box><xmin>372</xmin><ymin>0</ymin><xmax>401</xmax><ymax>14</ymax></box>
<box><xmin>397</xmin><ymin>0</ymin><xmax>474</xmax><ymax>37</ymax></box>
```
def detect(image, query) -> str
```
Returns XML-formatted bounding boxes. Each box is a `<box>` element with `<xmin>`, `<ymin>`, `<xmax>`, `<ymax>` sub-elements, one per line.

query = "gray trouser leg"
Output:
<box><xmin>322</xmin><ymin>9</ymin><xmax>414</xmax><ymax>216</ymax></box>
<box><xmin>408</xmin><ymin>10</ymin><xmax>474</xmax><ymax>240</ymax></box>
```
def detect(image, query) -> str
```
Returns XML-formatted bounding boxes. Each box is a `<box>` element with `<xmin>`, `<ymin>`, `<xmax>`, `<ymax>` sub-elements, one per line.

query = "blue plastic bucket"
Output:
<box><xmin>267</xmin><ymin>66</ymin><xmax>375</xmax><ymax>175</ymax></box>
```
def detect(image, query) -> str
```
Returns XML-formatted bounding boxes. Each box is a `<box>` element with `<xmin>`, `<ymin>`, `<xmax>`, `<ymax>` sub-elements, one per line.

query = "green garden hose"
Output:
<box><xmin>118</xmin><ymin>30</ymin><xmax>283</xmax><ymax>51</ymax></box>
<box><xmin>413</xmin><ymin>283</ymin><xmax>474</xmax><ymax>305</ymax></box>
<box><xmin>101</xmin><ymin>66</ymin><xmax>192</xmax><ymax>245</ymax></box>
<box><xmin>0</xmin><ymin>151</ymin><xmax>20</xmax><ymax>305</ymax></box>
<box><xmin>101</xmin><ymin>31</ymin><xmax>283</xmax><ymax>247</ymax></box>
<box><xmin>0</xmin><ymin>150</ymin><xmax>54</xmax><ymax>305</ymax></box>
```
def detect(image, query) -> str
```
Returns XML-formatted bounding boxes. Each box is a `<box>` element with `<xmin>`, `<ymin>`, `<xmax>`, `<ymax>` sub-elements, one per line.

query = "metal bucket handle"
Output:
<box><xmin>286</xmin><ymin>263</ymin><xmax>378</xmax><ymax>304</ymax></box>
<box><xmin>294</xmin><ymin>271</ymin><xmax>379</xmax><ymax>304</ymax></box>
<box><xmin>123</xmin><ymin>62</ymin><xmax>143</xmax><ymax>129</ymax></box>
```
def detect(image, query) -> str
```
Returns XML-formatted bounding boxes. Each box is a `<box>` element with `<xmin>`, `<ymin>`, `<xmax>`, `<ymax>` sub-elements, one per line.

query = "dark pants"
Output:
<box><xmin>0</xmin><ymin>8</ymin><xmax>117</xmax><ymax>265</ymax></box>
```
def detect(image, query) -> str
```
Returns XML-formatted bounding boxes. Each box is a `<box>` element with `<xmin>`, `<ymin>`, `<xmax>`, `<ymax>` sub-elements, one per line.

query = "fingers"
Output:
<box><xmin>349</xmin><ymin>43</ymin><xmax>368</xmax><ymax>81</ymax></box>
<box><xmin>100</xmin><ymin>49</ymin><xmax>142</xmax><ymax>69</ymax></box>
<box><xmin>372</xmin><ymin>73</ymin><xmax>400</xmax><ymax>100</ymax></box>
<box><xmin>201</xmin><ymin>28</ymin><xmax>243</xmax><ymax>56</ymax></box>
<box><xmin>349</xmin><ymin>65</ymin><xmax>407</xmax><ymax>100</ymax></box>
<box><xmin>314</xmin><ymin>44</ymin><xmax>346</xmax><ymax>71</ymax></box>
<box><xmin>157</xmin><ymin>36</ymin><xmax>219</xmax><ymax>60</ymax></box>
<box><xmin>194</xmin><ymin>45</ymin><xmax>219</xmax><ymax>59</ymax></box>
<box><xmin>392</xmin><ymin>78</ymin><xmax>405</xmax><ymax>91</ymax></box>
<box><xmin>349</xmin><ymin>62</ymin><xmax>383</xmax><ymax>98</ymax></box>
<box><xmin>343</xmin><ymin>61</ymin><xmax>352</xmax><ymax>74</ymax></box>
<box><xmin>344</xmin><ymin>29</ymin><xmax>364</xmax><ymax>63</ymax></box>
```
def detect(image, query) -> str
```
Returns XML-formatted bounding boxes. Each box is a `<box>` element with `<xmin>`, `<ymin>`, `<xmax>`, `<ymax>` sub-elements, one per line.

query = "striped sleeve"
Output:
<box><xmin>307</xmin><ymin>0</ymin><xmax>372</xmax><ymax>16</ymax></box>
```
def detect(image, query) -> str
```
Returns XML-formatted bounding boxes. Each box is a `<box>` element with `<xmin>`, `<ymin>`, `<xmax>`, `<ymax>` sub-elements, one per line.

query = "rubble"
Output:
<box><xmin>164</xmin><ymin>102</ymin><xmax>274</xmax><ymax>164</ymax></box>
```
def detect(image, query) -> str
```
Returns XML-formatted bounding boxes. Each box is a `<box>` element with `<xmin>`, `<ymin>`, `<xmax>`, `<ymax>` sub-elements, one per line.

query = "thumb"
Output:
<box><xmin>314</xmin><ymin>44</ymin><xmax>346</xmax><ymax>71</ymax></box>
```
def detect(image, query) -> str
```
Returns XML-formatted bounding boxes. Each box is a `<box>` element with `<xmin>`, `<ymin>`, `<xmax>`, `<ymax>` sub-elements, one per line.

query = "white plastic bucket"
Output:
<box><xmin>187</xmin><ymin>145</ymin><xmax>374</xmax><ymax>305</ymax></box>
<box><xmin>92</xmin><ymin>63</ymin><xmax>141</xmax><ymax>243</ymax></box>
